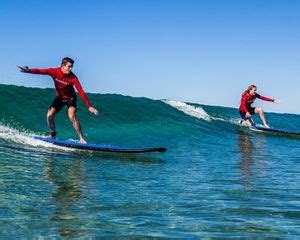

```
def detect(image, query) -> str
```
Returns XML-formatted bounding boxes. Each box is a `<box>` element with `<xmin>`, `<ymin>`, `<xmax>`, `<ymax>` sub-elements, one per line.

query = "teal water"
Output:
<box><xmin>1</xmin><ymin>84</ymin><xmax>300</xmax><ymax>238</ymax></box>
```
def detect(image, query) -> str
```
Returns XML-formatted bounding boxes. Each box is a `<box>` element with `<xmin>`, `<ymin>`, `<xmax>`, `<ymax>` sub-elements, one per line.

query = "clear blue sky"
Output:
<box><xmin>0</xmin><ymin>0</ymin><xmax>299</xmax><ymax>113</ymax></box>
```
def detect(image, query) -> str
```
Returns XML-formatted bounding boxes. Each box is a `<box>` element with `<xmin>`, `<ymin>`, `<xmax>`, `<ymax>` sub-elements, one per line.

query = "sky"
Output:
<box><xmin>0</xmin><ymin>0</ymin><xmax>299</xmax><ymax>113</ymax></box>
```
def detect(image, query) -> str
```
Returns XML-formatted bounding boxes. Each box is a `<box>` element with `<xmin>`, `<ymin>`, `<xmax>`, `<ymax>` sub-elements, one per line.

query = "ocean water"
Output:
<box><xmin>0</xmin><ymin>84</ymin><xmax>300</xmax><ymax>238</ymax></box>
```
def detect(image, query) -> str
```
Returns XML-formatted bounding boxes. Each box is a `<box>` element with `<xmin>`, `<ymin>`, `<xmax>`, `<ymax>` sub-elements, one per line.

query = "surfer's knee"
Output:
<box><xmin>68</xmin><ymin>112</ymin><xmax>76</xmax><ymax>123</ymax></box>
<box><xmin>47</xmin><ymin>111</ymin><xmax>55</xmax><ymax>120</ymax></box>
<box><xmin>47</xmin><ymin>108</ymin><xmax>56</xmax><ymax>119</ymax></box>
<box><xmin>256</xmin><ymin>108</ymin><xmax>263</xmax><ymax>114</ymax></box>
<box><xmin>68</xmin><ymin>107</ymin><xmax>77</xmax><ymax>122</ymax></box>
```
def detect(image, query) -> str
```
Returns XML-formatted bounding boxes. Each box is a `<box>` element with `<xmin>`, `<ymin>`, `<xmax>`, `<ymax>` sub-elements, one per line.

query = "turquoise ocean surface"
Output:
<box><xmin>1</xmin><ymin>84</ymin><xmax>300</xmax><ymax>238</ymax></box>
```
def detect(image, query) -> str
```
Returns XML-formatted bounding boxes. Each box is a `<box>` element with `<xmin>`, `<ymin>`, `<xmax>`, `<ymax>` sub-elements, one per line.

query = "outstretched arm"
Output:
<box><xmin>256</xmin><ymin>93</ymin><xmax>275</xmax><ymax>102</ymax></box>
<box><xmin>73</xmin><ymin>77</ymin><xmax>99</xmax><ymax>115</ymax></box>
<box><xmin>17</xmin><ymin>66</ymin><xmax>54</xmax><ymax>75</ymax></box>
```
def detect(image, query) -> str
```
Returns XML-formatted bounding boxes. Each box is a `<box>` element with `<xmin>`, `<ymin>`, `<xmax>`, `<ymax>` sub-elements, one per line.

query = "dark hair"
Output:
<box><xmin>245</xmin><ymin>84</ymin><xmax>257</xmax><ymax>94</ymax></box>
<box><xmin>61</xmin><ymin>57</ymin><xmax>74</xmax><ymax>66</ymax></box>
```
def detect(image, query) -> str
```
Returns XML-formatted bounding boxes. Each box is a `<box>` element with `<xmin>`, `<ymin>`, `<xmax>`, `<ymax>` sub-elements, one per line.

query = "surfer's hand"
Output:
<box><xmin>89</xmin><ymin>107</ymin><xmax>99</xmax><ymax>116</ymax></box>
<box><xmin>245</xmin><ymin>112</ymin><xmax>251</xmax><ymax>118</ymax></box>
<box><xmin>274</xmin><ymin>99</ymin><xmax>280</xmax><ymax>103</ymax></box>
<box><xmin>17</xmin><ymin>66</ymin><xmax>29</xmax><ymax>72</ymax></box>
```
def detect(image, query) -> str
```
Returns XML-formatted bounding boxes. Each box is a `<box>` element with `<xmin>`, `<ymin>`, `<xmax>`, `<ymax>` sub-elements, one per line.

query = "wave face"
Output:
<box><xmin>1</xmin><ymin>84</ymin><xmax>300</xmax><ymax>238</ymax></box>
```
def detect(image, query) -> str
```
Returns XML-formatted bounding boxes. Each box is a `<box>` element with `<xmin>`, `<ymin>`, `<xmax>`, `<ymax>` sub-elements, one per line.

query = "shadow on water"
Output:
<box><xmin>36</xmin><ymin>146</ymin><xmax>165</xmax><ymax>237</ymax></box>
<box><xmin>0</xmin><ymin>138</ymin><xmax>165</xmax><ymax>237</ymax></box>
<box><xmin>45</xmin><ymin>154</ymin><xmax>85</xmax><ymax>238</ymax></box>
<box><xmin>76</xmin><ymin>150</ymin><xmax>166</xmax><ymax>164</ymax></box>
<box><xmin>236</xmin><ymin>129</ymin><xmax>267</xmax><ymax>187</ymax></box>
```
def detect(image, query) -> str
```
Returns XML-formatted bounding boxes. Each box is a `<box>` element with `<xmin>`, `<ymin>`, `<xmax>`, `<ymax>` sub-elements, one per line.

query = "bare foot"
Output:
<box><xmin>80</xmin><ymin>138</ymin><xmax>87</xmax><ymax>144</ymax></box>
<box><xmin>44</xmin><ymin>132</ymin><xmax>56</xmax><ymax>139</ymax></box>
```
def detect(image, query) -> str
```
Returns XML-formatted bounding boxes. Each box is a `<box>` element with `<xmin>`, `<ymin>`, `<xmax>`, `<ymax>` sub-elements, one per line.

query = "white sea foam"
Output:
<box><xmin>0</xmin><ymin>124</ymin><xmax>73</xmax><ymax>152</ymax></box>
<box><xmin>162</xmin><ymin>99</ymin><xmax>212</xmax><ymax>121</ymax></box>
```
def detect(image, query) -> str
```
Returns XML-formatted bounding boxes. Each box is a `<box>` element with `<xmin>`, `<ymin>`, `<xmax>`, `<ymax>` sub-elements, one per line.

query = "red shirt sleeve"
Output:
<box><xmin>28</xmin><ymin>68</ymin><xmax>55</xmax><ymax>76</ymax></box>
<box><xmin>256</xmin><ymin>93</ymin><xmax>274</xmax><ymax>102</ymax></box>
<box><xmin>72</xmin><ymin>77</ymin><xmax>92</xmax><ymax>109</ymax></box>
<box><xmin>240</xmin><ymin>94</ymin><xmax>249</xmax><ymax>113</ymax></box>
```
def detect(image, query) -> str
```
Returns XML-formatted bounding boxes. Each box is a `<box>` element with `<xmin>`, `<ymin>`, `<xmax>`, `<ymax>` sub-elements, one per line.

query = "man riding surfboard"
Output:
<box><xmin>18</xmin><ymin>57</ymin><xmax>99</xmax><ymax>144</ymax></box>
<box><xmin>239</xmin><ymin>85</ymin><xmax>279</xmax><ymax>128</ymax></box>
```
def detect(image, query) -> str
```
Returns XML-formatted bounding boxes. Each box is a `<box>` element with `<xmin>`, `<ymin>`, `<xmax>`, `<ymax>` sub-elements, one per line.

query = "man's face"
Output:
<box><xmin>61</xmin><ymin>62</ymin><xmax>73</xmax><ymax>74</ymax></box>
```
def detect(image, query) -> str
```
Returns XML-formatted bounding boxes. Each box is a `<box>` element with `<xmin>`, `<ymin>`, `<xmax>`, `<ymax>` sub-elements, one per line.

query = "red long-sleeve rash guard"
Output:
<box><xmin>239</xmin><ymin>92</ymin><xmax>274</xmax><ymax>113</ymax></box>
<box><xmin>28</xmin><ymin>67</ymin><xmax>92</xmax><ymax>108</ymax></box>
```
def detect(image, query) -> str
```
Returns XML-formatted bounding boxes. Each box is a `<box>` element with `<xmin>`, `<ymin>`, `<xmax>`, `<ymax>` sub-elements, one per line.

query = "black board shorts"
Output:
<box><xmin>49</xmin><ymin>97</ymin><xmax>77</xmax><ymax>112</ymax></box>
<box><xmin>239</xmin><ymin>107</ymin><xmax>255</xmax><ymax>119</ymax></box>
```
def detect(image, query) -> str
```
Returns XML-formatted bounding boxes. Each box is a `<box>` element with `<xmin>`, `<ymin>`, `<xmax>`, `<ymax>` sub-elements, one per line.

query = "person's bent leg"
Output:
<box><xmin>46</xmin><ymin>107</ymin><xmax>57</xmax><ymax>137</ymax></box>
<box><xmin>239</xmin><ymin>110</ymin><xmax>255</xmax><ymax>126</ymax></box>
<box><xmin>68</xmin><ymin>107</ymin><xmax>86</xmax><ymax>143</ymax></box>
<box><xmin>255</xmin><ymin>108</ymin><xmax>268</xmax><ymax>127</ymax></box>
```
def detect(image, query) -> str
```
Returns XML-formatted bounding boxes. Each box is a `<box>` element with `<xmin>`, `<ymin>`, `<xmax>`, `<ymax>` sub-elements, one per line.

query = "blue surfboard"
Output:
<box><xmin>250</xmin><ymin>126</ymin><xmax>300</xmax><ymax>136</ymax></box>
<box><xmin>239</xmin><ymin>118</ymin><xmax>300</xmax><ymax>136</ymax></box>
<box><xmin>34</xmin><ymin>136</ymin><xmax>167</xmax><ymax>153</ymax></box>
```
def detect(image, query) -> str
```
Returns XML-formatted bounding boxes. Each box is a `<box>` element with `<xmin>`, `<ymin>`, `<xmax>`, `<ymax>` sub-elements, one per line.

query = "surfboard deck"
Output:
<box><xmin>34</xmin><ymin>136</ymin><xmax>167</xmax><ymax>153</ymax></box>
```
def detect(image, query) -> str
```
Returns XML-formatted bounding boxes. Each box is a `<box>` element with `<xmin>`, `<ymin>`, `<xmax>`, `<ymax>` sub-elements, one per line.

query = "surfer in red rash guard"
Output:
<box><xmin>18</xmin><ymin>57</ymin><xmax>99</xmax><ymax>144</ymax></box>
<box><xmin>239</xmin><ymin>85</ymin><xmax>279</xmax><ymax>128</ymax></box>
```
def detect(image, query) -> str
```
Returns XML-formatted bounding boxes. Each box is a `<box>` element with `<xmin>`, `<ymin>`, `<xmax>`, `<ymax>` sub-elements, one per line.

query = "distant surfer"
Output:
<box><xmin>239</xmin><ymin>85</ymin><xmax>279</xmax><ymax>128</ymax></box>
<box><xmin>18</xmin><ymin>57</ymin><xmax>99</xmax><ymax>144</ymax></box>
